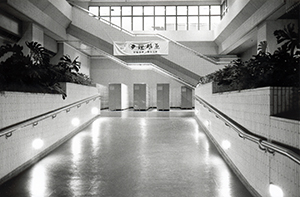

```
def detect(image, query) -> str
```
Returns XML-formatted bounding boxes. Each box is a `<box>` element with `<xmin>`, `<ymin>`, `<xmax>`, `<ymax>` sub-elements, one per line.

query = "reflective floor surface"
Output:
<box><xmin>0</xmin><ymin>110</ymin><xmax>253</xmax><ymax>197</ymax></box>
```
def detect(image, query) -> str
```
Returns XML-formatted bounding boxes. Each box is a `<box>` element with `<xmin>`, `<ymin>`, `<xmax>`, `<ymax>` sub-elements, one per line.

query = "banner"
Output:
<box><xmin>113</xmin><ymin>40</ymin><xmax>169</xmax><ymax>56</ymax></box>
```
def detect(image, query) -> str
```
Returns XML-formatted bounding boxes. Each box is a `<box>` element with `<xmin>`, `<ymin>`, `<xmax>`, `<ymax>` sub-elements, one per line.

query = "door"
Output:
<box><xmin>157</xmin><ymin>84</ymin><xmax>169</xmax><ymax>110</ymax></box>
<box><xmin>134</xmin><ymin>84</ymin><xmax>147</xmax><ymax>110</ymax></box>
<box><xmin>181</xmin><ymin>86</ymin><xmax>193</xmax><ymax>109</ymax></box>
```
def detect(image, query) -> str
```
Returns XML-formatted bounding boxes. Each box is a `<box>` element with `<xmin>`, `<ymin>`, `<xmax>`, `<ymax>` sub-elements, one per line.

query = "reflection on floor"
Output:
<box><xmin>0</xmin><ymin>109</ymin><xmax>253</xmax><ymax>197</ymax></box>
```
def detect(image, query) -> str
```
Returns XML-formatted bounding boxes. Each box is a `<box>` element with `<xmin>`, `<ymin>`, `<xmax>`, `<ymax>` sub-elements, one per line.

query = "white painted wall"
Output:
<box><xmin>96</xmin><ymin>84</ymin><xmax>109</xmax><ymax>109</ymax></box>
<box><xmin>179</xmin><ymin>41</ymin><xmax>219</xmax><ymax>56</ymax></box>
<box><xmin>90</xmin><ymin>58</ymin><xmax>193</xmax><ymax>108</ymax></box>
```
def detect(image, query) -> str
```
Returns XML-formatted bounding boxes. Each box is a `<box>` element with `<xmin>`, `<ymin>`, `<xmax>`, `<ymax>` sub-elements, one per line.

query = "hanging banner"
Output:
<box><xmin>113</xmin><ymin>40</ymin><xmax>169</xmax><ymax>56</ymax></box>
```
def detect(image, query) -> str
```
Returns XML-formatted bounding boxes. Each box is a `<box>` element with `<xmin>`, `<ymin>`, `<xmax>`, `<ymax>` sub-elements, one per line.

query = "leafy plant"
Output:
<box><xmin>274</xmin><ymin>23</ymin><xmax>299</xmax><ymax>56</ymax></box>
<box><xmin>0</xmin><ymin>41</ymin><xmax>93</xmax><ymax>98</ymax></box>
<box><xmin>257</xmin><ymin>41</ymin><xmax>268</xmax><ymax>54</ymax></box>
<box><xmin>199</xmin><ymin>23</ymin><xmax>300</xmax><ymax>91</ymax></box>
<box><xmin>26</xmin><ymin>41</ymin><xmax>52</xmax><ymax>66</ymax></box>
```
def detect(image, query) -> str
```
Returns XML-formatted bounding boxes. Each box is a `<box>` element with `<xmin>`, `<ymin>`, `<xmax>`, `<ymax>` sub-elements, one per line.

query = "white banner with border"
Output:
<box><xmin>113</xmin><ymin>40</ymin><xmax>169</xmax><ymax>56</ymax></box>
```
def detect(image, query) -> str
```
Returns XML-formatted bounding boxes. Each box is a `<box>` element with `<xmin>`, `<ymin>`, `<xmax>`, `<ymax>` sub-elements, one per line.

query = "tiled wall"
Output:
<box><xmin>0</xmin><ymin>83</ymin><xmax>100</xmax><ymax>184</ymax></box>
<box><xmin>270</xmin><ymin>116</ymin><xmax>300</xmax><ymax>149</ymax></box>
<box><xmin>195</xmin><ymin>83</ymin><xmax>300</xmax><ymax>197</ymax></box>
<box><xmin>0</xmin><ymin>83</ymin><xmax>98</xmax><ymax>129</ymax></box>
<box><xmin>270</xmin><ymin>87</ymin><xmax>299</xmax><ymax>115</ymax></box>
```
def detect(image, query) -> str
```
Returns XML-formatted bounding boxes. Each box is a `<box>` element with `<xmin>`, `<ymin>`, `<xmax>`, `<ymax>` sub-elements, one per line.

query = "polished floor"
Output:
<box><xmin>0</xmin><ymin>110</ymin><xmax>253</xmax><ymax>197</ymax></box>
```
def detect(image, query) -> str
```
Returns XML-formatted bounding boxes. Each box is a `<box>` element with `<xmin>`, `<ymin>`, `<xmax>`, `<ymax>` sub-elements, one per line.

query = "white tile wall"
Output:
<box><xmin>0</xmin><ymin>84</ymin><xmax>100</xmax><ymax>183</ymax></box>
<box><xmin>195</xmin><ymin>83</ymin><xmax>300</xmax><ymax>197</ymax></box>
<box><xmin>270</xmin><ymin>117</ymin><xmax>300</xmax><ymax>149</ymax></box>
<box><xmin>0</xmin><ymin>83</ymin><xmax>98</xmax><ymax>129</ymax></box>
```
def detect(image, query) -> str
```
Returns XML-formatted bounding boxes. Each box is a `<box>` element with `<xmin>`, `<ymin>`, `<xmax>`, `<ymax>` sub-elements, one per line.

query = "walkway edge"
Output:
<box><xmin>194</xmin><ymin>116</ymin><xmax>261</xmax><ymax>197</ymax></box>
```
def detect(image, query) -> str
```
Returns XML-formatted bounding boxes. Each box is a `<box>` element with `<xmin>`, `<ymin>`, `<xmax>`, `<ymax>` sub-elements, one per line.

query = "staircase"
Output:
<box><xmin>67</xmin><ymin>4</ymin><xmax>224</xmax><ymax>88</ymax></box>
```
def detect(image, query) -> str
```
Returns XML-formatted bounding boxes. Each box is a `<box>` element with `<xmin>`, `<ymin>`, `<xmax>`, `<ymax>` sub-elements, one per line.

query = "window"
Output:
<box><xmin>111</xmin><ymin>6</ymin><xmax>120</xmax><ymax>16</ymax></box>
<box><xmin>144</xmin><ymin>6</ymin><xmax>154</xmax><ymax>15</ymax></box>
<box><xmin>99</xmin><ymin>7</ymin><xmax>109</xmax><ymax>16</ymax></box>
<box><xmin>166</xmin><ymin>17</ymin><xmax>176</xmax><ymax>30</ymax></box>
<box><xmin>101</xmin><ymin>17</ymin><xmax>110</xmax><ymax>24</ymax></box>
<box><xmin>199</xmin><ymin>16</ymin><xmax>209</xmax><ymax>30</ymax></box>
<box><xmin>200</xmin><ymin>6</ymin><xmax>209</xmax><ymax>15</ymax></box>
<box><xmin>155</xmin><ymin>16</ymin><xmax>165</xmax><ymax>30</ymax></box>
<box><xmin>177</xmin><ymin>6</ymin><xmax>187</xmax><ymax>15</ymax></box>
<box><xmin>122</xmin><ymin>6</ymin><xmax>132</xmax><ymax>16</ymax></box>
<box><xmin>92</xmin><ymin>4</ymin><xmax>222</xmax><ymax>31</ymax></box>
<box><xmin>89</xmin><ymin>6</ymin><xmax>99</xmax><ymax>16</ymax></box>
<box><xmin>144</xmin><ymin>17</ymin><xmax>154</xmax><ymax>30</ymax></box>
<box><xmin>133</xmin><ymin>17</ymin><xmax>143</xmax><ymax>31</ymax></box>
<box><xmin>188</xmin><ymin>6</ymin><xmax>198</xmax><ymax>15</ymax></box>
<box><xmin>155</xmin><ymin>6</ymin><xmax>165</xmax><ymax>15</ymax></box>
<box><xmin>211</xmin><ymin>16</ymin><xmax>221</xmax><ymax>30</ymax></box>
<box><xmin>221</xmin><ymin>0</ymin><xmax>228</xmax><ymax>18</ymax></box>
<box><xmin>211</xmin><ymin>6</ymin><xmax>221</xmax><ymax>15</ymax></box>
<box><xmin>122</xmin><ymin>17</ymin><xmax>132</xmax><ymax>30</ymax></box>
<box><xmin>111</xmin><ymin>17</ymin><xmax>120</xmax><ymax>27</ymax></box>
<box><xmin>133</xmin><ymin>6</ymin><xmax>143</xmax><ymax>15</ymax></box>
<box><xmin>166</xmin><ymin>6</ymin><xmax>176</xmax><ymax>15</ymax></box>
<box><xmin>177</xmin><ymin>16</ymin><xmax>187</xmax><ymax>30</ymax></box>
<box><xmin>188</xmin><ymin>16</ymin><xmax>198</xmax><ymax>30</ymax></box>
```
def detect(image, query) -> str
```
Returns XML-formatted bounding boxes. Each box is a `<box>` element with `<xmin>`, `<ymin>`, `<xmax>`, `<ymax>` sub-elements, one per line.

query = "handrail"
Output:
<box><xmin>0</xmin><ymin>94</ymin><xmax>101</xmax><ymax>139</ymax></box>
<box><xmin>69</xmin><ymin>3</ymin><xmax>219</xmax><ymax>65</ymax></box>
<box><xmin>195</xmin><ymin>95</ymin><xmax>300</xmax><ymax>165</ymax></box>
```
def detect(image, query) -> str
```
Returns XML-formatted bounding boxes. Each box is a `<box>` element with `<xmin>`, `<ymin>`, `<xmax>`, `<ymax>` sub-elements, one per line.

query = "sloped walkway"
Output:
<box><xmin>0</xmin><ymin>110</ymin><xmax>253</xmax><ymax>197</ymax></box>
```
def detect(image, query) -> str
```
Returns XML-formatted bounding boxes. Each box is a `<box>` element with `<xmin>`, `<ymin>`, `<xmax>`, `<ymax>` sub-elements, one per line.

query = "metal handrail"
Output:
<box><xmin>0</xmin><ymin>94</ymin><xmax>101</xmax><ymax>139</ymax></box>
<box><xmin>69</xmin><ymin>3</ymin><xmax>219</xmax><ymax>65</ymax></box>
<box><xmin>195</xmin><ymin>95</ymin><xmax>300</xmax><ymax>165</ymax></box>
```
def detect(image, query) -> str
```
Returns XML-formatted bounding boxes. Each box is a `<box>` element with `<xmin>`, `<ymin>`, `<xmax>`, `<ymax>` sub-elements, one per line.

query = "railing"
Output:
<box><xmin>0</xmin><ymin>94</ymin><xmax>101</xmax><ymax>139</ymax></box>
<box><xmin>69</xmin><ymin>3</ymin><xmax>219</xmax><ymax>65</ymax></box>
<box><xmin>195</xmin><ymin>95</ymin><xmax>300</xmax><ymax>165</ymax></box>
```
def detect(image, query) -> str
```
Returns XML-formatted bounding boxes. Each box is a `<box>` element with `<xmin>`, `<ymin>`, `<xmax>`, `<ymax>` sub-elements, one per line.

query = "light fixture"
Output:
<box><xmin>91</xmin><ymin>107</ymin><xmax>100</xmax><ymax>115</ymax></box>
<box><xmin>269</xmin><ymin>183</ymin><xmax>284</xmax><ymax>197</ymax></box>
<box><xmin>204</xmin><ymin>120</ymin><xmax>211</xmax><ymax>128</ymax></box>
<box><xmin>71</xmin><ymin>118</ymin><xmax>80</xmax><ymax>126</ymax></box>
<box><xmin>222</xmin><ymin>140</ymin><xmax>231</xmax><ymax>150</ymax></box>
<box><xmin>32</xmin><ymin>138</ymin><xmax>44</xmax><ymax>149</ymax></box>
<box><xmin>194</xmin><ymin>109</ymin><xmax>199</xmax><ymax>115</ymax></box>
